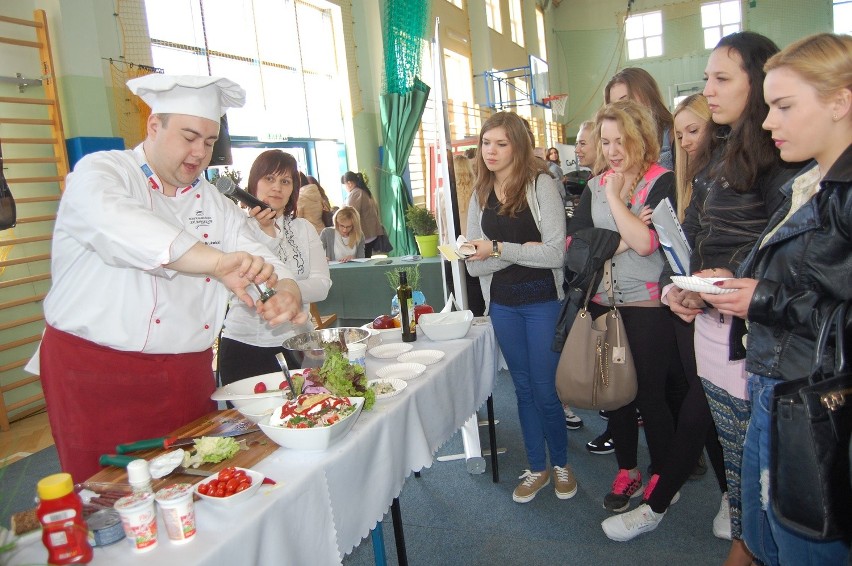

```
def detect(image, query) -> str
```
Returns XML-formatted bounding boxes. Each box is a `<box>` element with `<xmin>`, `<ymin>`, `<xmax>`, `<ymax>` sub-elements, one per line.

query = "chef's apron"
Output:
<box><xmin>39</xmin><ymin>325</ymin><xmax>217</xmax><ymax>482</ymax></box>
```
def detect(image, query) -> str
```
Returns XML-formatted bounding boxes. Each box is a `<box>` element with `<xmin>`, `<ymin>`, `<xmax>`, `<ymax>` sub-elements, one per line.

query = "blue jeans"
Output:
<box><xmin>490</xmin><ymin>300</ymin><xmax>567</xmax><ymax>471</ymax></box>
<box><xmin>742</xmin><ymin>374</ymin><xmax>850</xmax><ymax>566</ymax></box>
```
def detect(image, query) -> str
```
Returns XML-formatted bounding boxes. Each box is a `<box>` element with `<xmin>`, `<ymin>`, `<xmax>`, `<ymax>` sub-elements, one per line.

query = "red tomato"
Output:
<box><xmin>218</xmin><ymin>469</ymin><xmax>232</xmax><ymax>482</ymax></box>
<box><xmin>235</xmin><ymin>482</ymin><xmax>249</xmax><ymax>493</ymax></box>
<box><xmin>372</xmin><ymin>314</ymin><xmax>395</xmax><ymax>329</ymax></box>
<box><xmin>226</xmin><ymin>478</ymin><xmax>240</xmax><ymax>492</ymax></box>
<box><xmin>215</xmin><ymin>485</ymin><xmax>225</xmax><ymax>498</ymax></box>
<box><xmin>279</xmin><ymin>380</ymin><xmax>289</xmax><ymax>391</ymax></box>
<box><xmin>233</xmin><ymin>470</ymin><xmax>247</xmax><ymax>481</ymax></box>
<box><xmin>197</xmin><ymin>482</ymin><xmax>209</xmax><ymax>495</ymax></box>
<box><xmin>254</xmin><ymin>382</ymin><xmax>267</xmax><ymax>394</ymax></box>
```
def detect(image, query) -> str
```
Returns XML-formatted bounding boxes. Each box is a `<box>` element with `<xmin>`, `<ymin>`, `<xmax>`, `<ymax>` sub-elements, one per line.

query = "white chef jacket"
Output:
<box><xmin>30</xmin><ymin>145</ymin><xmax>295</xmax><ymax>358</ymax></box>
<box><xmin>222</xmin><ymin>215</ymin><xmax>332</xmax><ymax>347</ymax></box>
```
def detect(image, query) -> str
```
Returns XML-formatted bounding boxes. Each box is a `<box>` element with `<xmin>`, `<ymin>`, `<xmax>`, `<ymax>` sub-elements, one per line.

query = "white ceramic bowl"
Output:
<box><xmin>257</xmin><ymin>397</ymin><xmax>365</xmax><ymax>451</ymax></box>
<box><xmin>236</xmin><ymin>397</ymin><xmax>283</xmax><ymax>423</ymax></box>
<box><xmin>210</xmin><ymin>372</ymin><xmax>292</xmax><ymax>410</ymax></box>
<box><xmin>194</xmin><ymin>467</ymin><xmax>264</xmax><ymax>507</ymax></box>
<box><xmin>417</xmin><ymin>310</ymin><xmax>474</xmax><ymax>341</ymax></box>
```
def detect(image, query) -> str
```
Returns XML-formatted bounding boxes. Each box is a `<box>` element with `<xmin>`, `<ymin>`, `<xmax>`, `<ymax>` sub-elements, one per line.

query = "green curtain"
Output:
<box><xmin>378</xmin><ymin>0</ymin><xmax>430</xmax><ymax>257</ymax></box>
<box><xmin>379</xmin><ymin>81</ymin><xmax>430</xmax><ymax>256</ymax></box>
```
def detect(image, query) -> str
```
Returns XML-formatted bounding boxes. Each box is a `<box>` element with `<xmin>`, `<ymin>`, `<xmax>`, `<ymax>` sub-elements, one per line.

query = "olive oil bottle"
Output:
<box><xmin>397</xmin><ymin>270</ymin><xmax>416</xmax><ymax>342</ymax></box>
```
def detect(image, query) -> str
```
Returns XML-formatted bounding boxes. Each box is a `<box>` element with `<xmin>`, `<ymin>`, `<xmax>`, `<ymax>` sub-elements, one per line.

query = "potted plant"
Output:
<box><xmin>385</xmin><ymin>265</ymin><xmax>427</xmax><ymax>314</ymax></box>
<box><xmin>405</xmin><ymin>204</ymin><xmax>439</xmax><ymax>258</ymax></box>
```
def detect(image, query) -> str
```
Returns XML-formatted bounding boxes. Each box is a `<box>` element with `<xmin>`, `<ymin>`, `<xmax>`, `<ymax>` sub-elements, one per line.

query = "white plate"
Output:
<box><xmin>369</xmin><ymin>343</ymin><xmax>414</xmax><ymax>359</ymax></box>
<box><xmin>375</xmin><ymin>362</ymin><xmax>426</xmax><ymax>381</ymax></box>
<box><xmin>670</xmin><ymin>276</ymin><xmax>736</xmax><ymax>295</ymax></box>
<box><xmin>397</xmin><ymin>349</ymin><xmax>445</xmax><ymax>365</ymax></box>
<box><xmin>360</xmin><ymin>322</ymin><xmax>401</xmax><ymax>335</ymax></box>
<box><xmin>367</xmin><ymin>378</ymin><xmax>408</xmax><ymax>399</ymax></box>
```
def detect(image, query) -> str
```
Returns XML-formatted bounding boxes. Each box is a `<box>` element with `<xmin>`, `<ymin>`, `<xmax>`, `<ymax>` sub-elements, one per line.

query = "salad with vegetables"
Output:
<box><xmin>268</xmin><ymin>394</ymin><xmax>357</xmax><ymax>429</ymax></box>
<box><xmin>301</xmin><ymin>343</ymin><xmax>376</xmax><ymax>410</ymax></box>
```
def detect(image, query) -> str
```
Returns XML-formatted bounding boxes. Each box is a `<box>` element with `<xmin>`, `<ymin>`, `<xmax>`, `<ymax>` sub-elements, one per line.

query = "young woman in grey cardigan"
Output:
<box><xmin>465</xmin><ymin>111</ymin><xmax>573</xmax><ymax>505</ymax></box>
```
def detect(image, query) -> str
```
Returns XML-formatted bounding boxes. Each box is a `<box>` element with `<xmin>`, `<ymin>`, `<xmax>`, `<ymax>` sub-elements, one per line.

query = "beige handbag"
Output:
<box><xmin>555</xmin><ymin>266</ymin><xmax>637</xmax><ymax>410</ymax></box>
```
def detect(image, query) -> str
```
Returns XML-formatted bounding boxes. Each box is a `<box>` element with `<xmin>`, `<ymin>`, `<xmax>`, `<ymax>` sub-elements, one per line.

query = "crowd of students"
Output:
<box><xmin>462</xmin><ymin>31</ymin><xmax>851</xmax><ymax>566</ymax></box>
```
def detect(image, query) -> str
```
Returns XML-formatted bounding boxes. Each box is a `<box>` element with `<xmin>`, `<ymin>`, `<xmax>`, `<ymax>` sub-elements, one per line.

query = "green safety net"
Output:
<box><xmin>378</xmin><ymin>0</ymin><xmax>431</xmax><ymax>256</ymax></box>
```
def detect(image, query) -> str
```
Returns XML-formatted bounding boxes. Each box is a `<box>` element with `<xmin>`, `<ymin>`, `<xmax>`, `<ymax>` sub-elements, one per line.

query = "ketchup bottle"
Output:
<box><xmin>37</xmin><ymin>473</ymin><xmax>93</xmax><ymax>564</ymax></box>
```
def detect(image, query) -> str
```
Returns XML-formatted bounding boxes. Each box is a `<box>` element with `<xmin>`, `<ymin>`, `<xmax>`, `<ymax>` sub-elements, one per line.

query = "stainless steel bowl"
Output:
<box><xmin>281</xmin><ymin>327</ymin><xmax>371</xmax><ymax>368</ymax></box>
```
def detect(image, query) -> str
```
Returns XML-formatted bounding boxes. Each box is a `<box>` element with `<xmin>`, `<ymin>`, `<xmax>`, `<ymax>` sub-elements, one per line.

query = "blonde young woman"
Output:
<box><xmin>705</xmin><ymin>32</ymin><xmax>852</xmax><ymax>566</ymax></box>
<box><xmin>465</xmin><ymin>112</ymin><xmax>573</xmax><ymax>503</ymax></box>
<box><xmin>320</xmin><ymin>206</ymin><xmax>364</xmax><ymax>262</ymax></box>
<box><xmin>567</xmin><ymin>100</ymin><xmax>679</xmax><ymax>515</ymax></box>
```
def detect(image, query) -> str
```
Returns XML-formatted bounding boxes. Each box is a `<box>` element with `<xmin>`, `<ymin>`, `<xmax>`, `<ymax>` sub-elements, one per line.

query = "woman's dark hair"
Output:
<box><xmin>605</xmin><ymin>67</ymin><xmax>674</xmax><ymax>148</ymax></box>
<box><xmin>246</xmin><ymin>149</ymin><xmax>299</xmax><ymax>217</ymax></box>
<box><xmin>298</xmin><ymin>172</ymin><xmax>308</xmax><ymax>188</ymax></box>
<box><xmin>711</xmin><ymin>32</ymin><xmax>782</xmax><ymax>192</ymax></box>
<box><xmin>341</xmin><ymin>171</ymin><xmax>372</xmax><ymax>198</ymax></box>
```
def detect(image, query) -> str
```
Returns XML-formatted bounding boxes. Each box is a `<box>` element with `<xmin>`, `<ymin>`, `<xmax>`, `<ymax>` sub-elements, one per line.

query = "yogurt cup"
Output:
<box><xmin>155</xmin><ymin>483</ymin><xmax>196</xmax><ymax>544</ymax></box>
<box><xmin>347</xmin><ymin>342</ymin><xmax>367</xmax><ymax>368</ymax></box>
<box><xmin>113</xmin><ymin>492</ymin><xmax>158</xmax><ymax>553</ymax></box>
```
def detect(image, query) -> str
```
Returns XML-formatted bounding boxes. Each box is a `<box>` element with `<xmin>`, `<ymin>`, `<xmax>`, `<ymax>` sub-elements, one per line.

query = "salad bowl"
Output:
<box><xmin>258</xmin><ymin>396</ymin><xmax>365</xmax><ymax>451</ymax></box>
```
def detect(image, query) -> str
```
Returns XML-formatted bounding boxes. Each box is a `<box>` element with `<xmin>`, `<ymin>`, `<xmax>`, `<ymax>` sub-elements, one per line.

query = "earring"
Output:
<box><xmin>834</xmin><ymin>114</ymin><xmax>838</xmax><ymax>121</ymax></box>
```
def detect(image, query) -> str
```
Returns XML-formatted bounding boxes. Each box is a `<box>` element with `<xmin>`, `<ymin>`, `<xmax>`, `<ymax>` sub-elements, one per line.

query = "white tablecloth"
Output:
<box><xmin>9</xmin><ymin>322</ymin><xmax>498</xmax><ymax>565</ymax></box>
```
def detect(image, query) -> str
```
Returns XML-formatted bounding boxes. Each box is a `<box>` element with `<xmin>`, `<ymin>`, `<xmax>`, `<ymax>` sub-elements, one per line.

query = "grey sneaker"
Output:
<box><xmin>563</xmin><ymin>406</ymin><xmax>584</xmax><ymax>430</ymax></box>
<box><xmin>553</xmin><ymin>465</ymin><xmax>578</xmax><ymax>499</ymax></box>
<box><xmin>513</xmin><ymin>469</ymin><xmax>550</xmax><ymax>503</ymax></box>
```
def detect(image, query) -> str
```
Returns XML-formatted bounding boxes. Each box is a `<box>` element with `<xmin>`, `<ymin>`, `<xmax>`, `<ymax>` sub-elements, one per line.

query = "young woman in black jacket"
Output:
<box><xmin>706</xmin><ymin>33</ymin><xmax>852</xmax><ymax>566</ymax></box>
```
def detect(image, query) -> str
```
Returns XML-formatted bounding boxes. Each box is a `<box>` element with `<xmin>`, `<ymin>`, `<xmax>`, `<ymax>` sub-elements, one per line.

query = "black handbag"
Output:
<box><xmin>0</xmin><ymin>138</ymin><xmax>16</xmax><ymax>230</ymax></box>
<box><xmin>770</xmin><ymin>301</ymin><xmax>852</xmax><ymax>540</ymax></box>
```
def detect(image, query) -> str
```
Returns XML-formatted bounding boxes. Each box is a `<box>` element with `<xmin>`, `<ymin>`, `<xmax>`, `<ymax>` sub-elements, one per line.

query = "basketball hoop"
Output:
<box><xmin>542</xmin><ymin>94</ymin><xmax>568</xmax><ymax>120</ymax></box>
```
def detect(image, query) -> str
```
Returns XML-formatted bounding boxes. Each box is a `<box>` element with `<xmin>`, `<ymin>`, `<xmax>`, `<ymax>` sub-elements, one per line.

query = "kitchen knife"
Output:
<box><xmin>98</xmin><ymin>454</ymin><xmax>214</xmax><ymax>477</ymax></box>
<box><xmin>115</xmin><ymin>427</ymin><xmax>258</xmax><ymax>454</ymax></box>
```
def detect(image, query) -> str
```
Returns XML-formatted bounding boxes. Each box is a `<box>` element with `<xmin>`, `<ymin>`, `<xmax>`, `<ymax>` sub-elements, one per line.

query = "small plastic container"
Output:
<box><xmin>347</xmin><ymin>342</ymin><xmax>367</xmax><ymax>369</ymax></box>
<box><xmin>155</xmin><ymin>483</ymin><xmax>197</xmax><ymax>544</ymax></box>
<box><xmin>113</xmin><ymin>492</ymin><xmax>158</xmax><ymax>553</ymax></box>
<box><xmin>86</xmin><ymin>509</ymin><xmax>125</xmax><ymax>547</ymax></box>
<box><xmin>37</xmin><ymin>473</ymin><xmax>94</xmax><ymax>564</ymax></box>
<box><xmin>127</xmin><ymin>459</ymin><xmax>153</xmax><ymax>495</ymax></box>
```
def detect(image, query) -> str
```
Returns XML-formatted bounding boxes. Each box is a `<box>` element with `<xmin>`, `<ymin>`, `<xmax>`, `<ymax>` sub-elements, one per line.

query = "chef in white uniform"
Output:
<box><xmin>27</xmin><ymin>74</ymin><xmax>307</xmax><ymax>481</ymax></box>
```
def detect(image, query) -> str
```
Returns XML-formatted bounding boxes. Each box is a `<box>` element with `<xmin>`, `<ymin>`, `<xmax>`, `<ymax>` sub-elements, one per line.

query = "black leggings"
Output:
<box><xmin>588</xmin><ymin>303</ymin><xmax>676</xmax><ymax>471</ymax></box>
<box><xmin>646</xmin><ymin>317</ymin><xmax>727</xmax><ymax>512</ymax></box>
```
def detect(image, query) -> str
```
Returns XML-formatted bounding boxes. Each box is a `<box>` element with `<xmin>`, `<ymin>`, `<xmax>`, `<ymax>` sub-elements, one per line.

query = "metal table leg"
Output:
<box><xmin>487</xmin><ymin>395</ymin><xmax>499</xmax><ymax>483</ymax></box>
<box><xmin>390</xmin><ymin>497</ymin><xmax>408</xmax><ymax>566</ymax></box>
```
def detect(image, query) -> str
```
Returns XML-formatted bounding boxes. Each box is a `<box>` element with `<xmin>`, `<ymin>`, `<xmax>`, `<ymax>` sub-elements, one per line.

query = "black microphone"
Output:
<box><xmin>215</xmin><ymin>176</ymin><xmax>272</xmax><ymax>211</ymax></box>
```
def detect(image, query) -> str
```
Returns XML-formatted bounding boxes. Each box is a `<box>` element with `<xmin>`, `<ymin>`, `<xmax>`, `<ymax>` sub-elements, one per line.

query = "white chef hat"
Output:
<box><xmin>127</xmin><ymin>74</ymin><xmax>246</xmax><ymax>122</ymax></box>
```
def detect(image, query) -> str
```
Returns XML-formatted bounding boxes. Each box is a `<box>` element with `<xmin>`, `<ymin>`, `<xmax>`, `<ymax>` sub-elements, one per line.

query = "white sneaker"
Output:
<box><xmin>713</xmin><ymin>492</ymin><xmax>732</xmax><ymax>540</ymax></box>
<box><xmin>601</xmin><ymin>503</ymin><xmax>665</xmax><ymax>541</ymax></box>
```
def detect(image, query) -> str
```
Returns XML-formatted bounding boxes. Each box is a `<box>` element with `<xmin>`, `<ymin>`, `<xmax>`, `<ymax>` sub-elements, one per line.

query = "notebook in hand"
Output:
<box><xmin>652</xmin><ymin>198</ymin><xmax>691</xmax><ymax>276</ymax></box>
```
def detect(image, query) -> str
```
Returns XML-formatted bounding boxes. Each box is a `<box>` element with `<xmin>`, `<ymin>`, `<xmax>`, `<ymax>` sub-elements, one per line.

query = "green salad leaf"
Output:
<box><xmin>318</xmin><ymin>345</ymin><xmax>375</xmax><ymax>410</ymax></box>
<box><xmin>182</xmin><ymin>436</ymin><xmax>241</xmax><ymax>468</ymax></box>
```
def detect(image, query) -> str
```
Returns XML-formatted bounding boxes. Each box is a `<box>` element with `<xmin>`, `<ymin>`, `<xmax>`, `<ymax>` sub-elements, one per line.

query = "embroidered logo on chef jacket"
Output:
<box><xmin>189</xmin><ymin>209</ymin><xmax>213</xmax><ymax>229</ymax></box>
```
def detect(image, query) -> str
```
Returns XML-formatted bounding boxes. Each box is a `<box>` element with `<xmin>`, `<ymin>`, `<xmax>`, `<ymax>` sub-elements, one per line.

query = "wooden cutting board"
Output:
<box><xmin>86</xmin><ymin>409</ymin><xmax>279</xmax><ymax>491</ymax></box>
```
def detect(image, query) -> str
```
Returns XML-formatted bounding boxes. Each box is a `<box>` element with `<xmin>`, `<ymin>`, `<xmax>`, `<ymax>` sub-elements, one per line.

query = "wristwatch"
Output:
<box><xmin>490</xmin><ymin>240</ymin><xmax>501</xmax><ymax>258</ymax></box>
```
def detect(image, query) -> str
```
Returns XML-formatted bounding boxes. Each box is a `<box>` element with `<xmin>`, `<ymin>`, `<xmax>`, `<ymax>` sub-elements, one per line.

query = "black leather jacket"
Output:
<box><xmin>738</xmin><ymin>144</ymin><xmax>852</xmax><ymax>380</ymax></box>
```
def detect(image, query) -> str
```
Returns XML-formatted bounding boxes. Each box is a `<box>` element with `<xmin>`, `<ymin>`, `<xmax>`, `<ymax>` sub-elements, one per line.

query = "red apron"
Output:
<box><xmin>39</xmin><ymin>325</ymin><xmax>217</xmax><ymax>483</ymax></box>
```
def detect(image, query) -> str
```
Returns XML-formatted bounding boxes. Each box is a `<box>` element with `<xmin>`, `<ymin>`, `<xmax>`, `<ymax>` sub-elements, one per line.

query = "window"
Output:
<box><xmin>485</xmin><ymin>0</ymin><xmax>502</xmax><ymax>33</ymax></box>
<box><xmin>536</xmin><ymin>8</ymin><xmax>547</xmax><ymax>59</ymax></box>
<box><xmin>625</xmin><ymin>11</ymin><xmax>663</xmax><ymax>60</ymax></box>
<box><xmin>701</xmin><ymin>1</ymin><xmax>742</xmax><ymax>50</ymax></box>
<box><xmin>835</xmin><ymin>0</ymin><xmax>852</xmax><ymax>35</ymax></box>
<box><xmin>145</xmin><ymin>0</ymin><xmax>346</xmax><ymax>142</ymax></box>
<box><xmin>509</xmin><ymin>0</ymin><xmax>524</xmax><ymax>46</ymax></box>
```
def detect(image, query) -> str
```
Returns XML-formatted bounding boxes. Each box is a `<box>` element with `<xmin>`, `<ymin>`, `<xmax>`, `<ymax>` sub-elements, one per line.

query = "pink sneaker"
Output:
<box><xmin>603</xmin><ymin>469</ymin><xmax>643</xmax><ymax>512</ymax></box>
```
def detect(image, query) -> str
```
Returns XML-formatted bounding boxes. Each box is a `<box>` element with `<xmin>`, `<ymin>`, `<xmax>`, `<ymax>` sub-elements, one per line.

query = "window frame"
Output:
<box><xmin>625</xmin><ymin>10</ymin><xmax>663</xmax><ymax>61</ymax></box>
<box><xmin>700</xmin><ymin>1</ymin><xmax>743</xmax><ymax>50</ymax></box>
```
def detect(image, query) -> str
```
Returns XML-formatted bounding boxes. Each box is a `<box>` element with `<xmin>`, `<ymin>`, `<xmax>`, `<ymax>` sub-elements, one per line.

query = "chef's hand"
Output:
<box><xmin>667</xmin><ymin>286</ymin><xmax>704</xmax><ymax>323</ymax></box>
<box><xmin>248</xmin><ymin>205</ymin><xmax>278</xmax><ymax>237</ymax></box>
<box><xmin>258</xmin><ymin>279</ymin><xmax>308</xmax><ymax>326</ymax></box>
<box><xmin>212</xmin><ymin>252</ymin><xmax>275</xmax><ymax>308</ymax></box>
<box><xmin>701</xmin><ymin>278</ymin><xmax>758</xmax><ymax>318</ymax></box>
